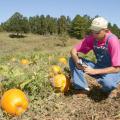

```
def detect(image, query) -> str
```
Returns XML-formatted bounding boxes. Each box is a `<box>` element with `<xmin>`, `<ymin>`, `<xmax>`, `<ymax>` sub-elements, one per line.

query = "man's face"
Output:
<box><xmin>92</xmin><ymin>29</ymin><xmax>106</xmax><ymax>40</ymax></box>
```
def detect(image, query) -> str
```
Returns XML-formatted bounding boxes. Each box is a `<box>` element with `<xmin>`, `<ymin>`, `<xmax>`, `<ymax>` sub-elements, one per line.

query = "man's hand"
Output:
<box><xmin>84</xmin><ymin>66</ymin><xmax>98</xmax><ymax>75</ymax></box>
<box><xmin>76</xmin><ymin>63</ymin><xmax>84</xmax><ymax>70</ymax></box>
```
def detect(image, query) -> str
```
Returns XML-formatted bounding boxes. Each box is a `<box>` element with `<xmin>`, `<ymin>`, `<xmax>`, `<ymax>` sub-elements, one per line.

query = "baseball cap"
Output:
<box><xmin>89</xmin><ymin>17</ymin><xmax>108</xmax><ymax>32</ymax></box>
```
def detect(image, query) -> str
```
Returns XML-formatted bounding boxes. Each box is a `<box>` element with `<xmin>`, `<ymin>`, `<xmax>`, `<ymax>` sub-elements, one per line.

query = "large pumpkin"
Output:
<box><xmin>0</xmin><ymin>88</ymin><xmax>28</xmax><ymax>116</ymax></box>
<box><xmin>53</xmin><ymin>74</ymin><xmax>70</xmax><ymax>93</ymax></box>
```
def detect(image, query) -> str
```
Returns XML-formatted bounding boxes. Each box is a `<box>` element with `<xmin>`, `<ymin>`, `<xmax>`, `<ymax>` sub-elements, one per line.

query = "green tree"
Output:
<box><xmin>83</xmin><ymin>15</ymin><xmax>92</xmax><ymax>35</ymax></box>
<box><xmin>5</xmin><ymin>12</ymin><xmax>29</xmax><ymax>36</ymax></box>
<box><xmin>29</xmin><ymin>15</ymin><xmax>48</xmax><ymax>35</ymax></box>
<box><xmin>111</xmin><ymin>24</ymin><xmax>120</xmax><ymax>38</ymax></box>
<box><xmin>29</xmin><ymin>16</ymin><xmax>39</xmax><ymax>34</ymax></box>
<box><xmin>69</xmin><ymin>15</ymin><xmax>90</xmax><ymax>39</ymax></box>
<box><xmin>108</xmin><ymin>22</ymin><xmax>113</xmax><ymax>30</ymax></box>
<box><xmin>21</xmin><ymin>17</ymin><xmax>29</xmax><ymax>34</ymax></box>
<box><xmin>40</xmin><ymin>15</ymin><xmax>47</xmax><ymax>35</ymax></box>
<box><xmin>46</xmin><ymin>15</ymin><xmax>57</xmax><ymax>35</ymax></box>
<box><xmin>57</xmin><ymin>16</ymin><xmax>68</xmax><ymax>34</ymax></box>
<box><xmin>0</xmin><ymin>24</ymin><xmax>4</xmax><ymax>32</ymax></box>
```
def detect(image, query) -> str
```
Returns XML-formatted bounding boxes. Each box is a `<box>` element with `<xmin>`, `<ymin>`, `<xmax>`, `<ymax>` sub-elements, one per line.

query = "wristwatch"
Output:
<box><xmin>77</xmin><ymin>59</ymin><xmax>83</xmax><ymax>65</ymax></box>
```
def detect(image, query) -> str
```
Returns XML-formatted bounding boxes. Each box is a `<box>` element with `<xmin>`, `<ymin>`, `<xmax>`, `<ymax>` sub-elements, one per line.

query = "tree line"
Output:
<box><xmin>0</xmin><ymin>12</ymin><xmax>120</xmax><ymax>39</ymax></box>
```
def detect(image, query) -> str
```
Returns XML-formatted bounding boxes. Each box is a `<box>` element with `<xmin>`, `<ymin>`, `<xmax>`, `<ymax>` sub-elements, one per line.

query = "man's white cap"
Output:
<box><xmin>89</xmin><ymin>17</ymin><xmax>108</xmax><ymax>32</ymax></box>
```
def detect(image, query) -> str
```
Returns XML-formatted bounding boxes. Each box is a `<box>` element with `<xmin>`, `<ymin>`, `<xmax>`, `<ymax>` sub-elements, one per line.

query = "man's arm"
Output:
<box><xmin>95</xmin><ymin>66</ymin><xmax>120</xmax><ymax>74</ymax></box>
<box><xmin>84</xmin><ymin>66</ymin><xmax>120</xmax><ymax>75</ymax></box>
<box><xmin>70</xmin><ymin>48</ymin><xmax>80</xmax><ymax>64</ymax></box>
<box><xmin>70</xmin><ymin>48</ymin><xmax>85</xmax><ymax>70</ymax></box>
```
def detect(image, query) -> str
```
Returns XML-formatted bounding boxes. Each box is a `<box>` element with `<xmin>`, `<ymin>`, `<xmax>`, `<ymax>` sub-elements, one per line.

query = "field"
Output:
<box><xmin>0</xmin><ymin>32</ymin><xmax>120</xmax><ymax>120</ymax></box>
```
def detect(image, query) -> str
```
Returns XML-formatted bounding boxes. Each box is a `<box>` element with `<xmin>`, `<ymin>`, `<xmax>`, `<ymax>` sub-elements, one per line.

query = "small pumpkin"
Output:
<box><xmin>58</xmin><ymin>57</ymin><xmax>67</xmax><ymax>65</ymax></box>
<box><xmin>53</xmin><ymin>74</ymin><xmax>70</xmax><ymax>93</ymax></box>
<box><xmin>20</xmin><ymin>59</ymin><xmax>29</xmax><ymax>65</ymax></box>
<box><xmin>0</xmin><ymin>88</ymin><xmax>28</xmax><ymax>116</ymax></box>
<box><xmin>50</xmin><ymin>65</ymin><xmax>62</xmax><ymax>75</ymax></box>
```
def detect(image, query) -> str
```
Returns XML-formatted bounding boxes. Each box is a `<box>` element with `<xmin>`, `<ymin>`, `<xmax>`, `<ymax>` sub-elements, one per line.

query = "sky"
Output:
<box><xmin>0</xmin><ymin>0</ymin><xmax>120</xmax><ymax>27</ymax></box>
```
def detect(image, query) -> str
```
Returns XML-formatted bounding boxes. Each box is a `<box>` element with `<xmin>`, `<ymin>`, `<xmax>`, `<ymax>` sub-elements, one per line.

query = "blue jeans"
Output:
<box><xmin>69</xmin><ymin>57</ymin><xmax>120</xmax><ymax>92</ymax></box>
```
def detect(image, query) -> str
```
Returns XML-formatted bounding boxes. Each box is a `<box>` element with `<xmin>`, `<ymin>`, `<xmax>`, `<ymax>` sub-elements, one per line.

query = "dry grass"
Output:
<box><xmin>0</xmin><ymin>32</ymin><xmax>79</xmax><ymax>56</ymax></box>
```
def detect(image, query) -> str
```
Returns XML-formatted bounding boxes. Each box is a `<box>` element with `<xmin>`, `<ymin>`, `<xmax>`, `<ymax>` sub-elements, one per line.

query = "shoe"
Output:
<box><xmin>85</xmin><ymin>87</ymin><xmax>90</xmax><ymax>91</ymax></box>
<box><xmin>74</xmin><ymin>89</ymin><xmax>90</xmax><ymax>97</ymax></box>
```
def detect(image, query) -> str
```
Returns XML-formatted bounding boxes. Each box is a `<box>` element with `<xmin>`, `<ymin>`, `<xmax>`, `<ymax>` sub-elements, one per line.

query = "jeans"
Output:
<box><xmin>69</xmin><ymin>57</ymin><xmax>120</xmax><ymax>92</ymax></box>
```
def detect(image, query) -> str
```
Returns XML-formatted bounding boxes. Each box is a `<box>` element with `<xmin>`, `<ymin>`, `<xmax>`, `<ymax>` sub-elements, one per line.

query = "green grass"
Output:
<box><xmin>0</xmin><ymin>32</ymin><xmax>95</xmax><ymax>96</ymax></box>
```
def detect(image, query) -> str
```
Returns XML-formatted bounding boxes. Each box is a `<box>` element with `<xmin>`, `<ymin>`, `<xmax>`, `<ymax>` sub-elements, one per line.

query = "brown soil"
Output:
<box><xmin>9</xmin><ymin>75</ymin><xmax>120</xmax><ymax>120</ymax></box>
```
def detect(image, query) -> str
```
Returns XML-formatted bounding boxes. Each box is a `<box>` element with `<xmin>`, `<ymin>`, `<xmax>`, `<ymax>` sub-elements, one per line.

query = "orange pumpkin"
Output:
<box><xmin>20</xmin><ymin>59</ymin><xmax>29</xmax><ymax>65</ymax></box>
<box><xmin>0</xmin><ymin>88</ymin><xmax>28</xmax><ymax>116</ymax></box>
<box><xmin>53</xmin><ymin>74</ymin><xmax>70</xmax><ymax>93</ymax></box>
<box><xmin>58</xmin><ymin>57</ymin><xmax>67</xmax><ymax>65</ymax></box>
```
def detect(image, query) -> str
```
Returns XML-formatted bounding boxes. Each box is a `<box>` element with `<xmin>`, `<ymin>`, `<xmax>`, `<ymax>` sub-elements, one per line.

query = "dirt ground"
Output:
<box><xmin>8</xmin><ymin>75</ymin><xmax>120</xmax><ymax>120</ymax></box>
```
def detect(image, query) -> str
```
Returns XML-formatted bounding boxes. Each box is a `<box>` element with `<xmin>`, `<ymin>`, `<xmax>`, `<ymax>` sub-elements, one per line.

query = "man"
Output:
<box><xmin>69</xmin><ymin>17</ymin><xmax>120</xmax><ymax>97</ymax></box>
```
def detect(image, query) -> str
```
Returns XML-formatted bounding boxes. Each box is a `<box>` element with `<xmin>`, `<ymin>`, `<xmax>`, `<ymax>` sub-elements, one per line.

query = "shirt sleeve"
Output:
<box><xmin>74</xmin><ymin>35</ymin><xmax>94</xmax><ymax>54</ymax></box>
<box><xmin>108</xmin><ymin>36</ymin><xmax>120</xmax><ymax>66</ymax></box>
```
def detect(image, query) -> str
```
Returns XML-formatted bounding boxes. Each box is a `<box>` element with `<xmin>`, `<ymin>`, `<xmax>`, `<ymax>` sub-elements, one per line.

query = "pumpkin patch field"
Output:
<box><xmin>0</xmin><ymin>32</ymin><xmax>120</xmax><ymax>120</ymax></box>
